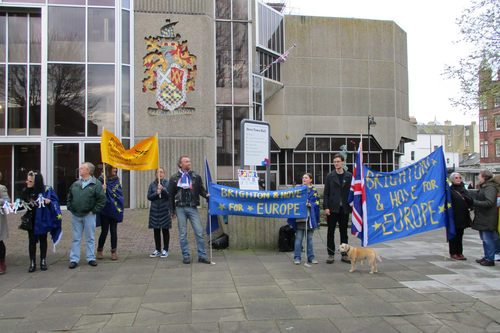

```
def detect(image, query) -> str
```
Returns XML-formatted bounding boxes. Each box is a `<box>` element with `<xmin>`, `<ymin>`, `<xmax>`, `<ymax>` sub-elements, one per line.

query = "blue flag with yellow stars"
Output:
<box><xmin>34</xmin><ymin>185</ymin><xmax>63</xmax><ymax>251</ymax></box>
<box><xmin>208</xmin><ymin>184</ymin><xmax>308</xmax><ymax>218</ymax></box>
<box><xmin>97</xmin><ymin>177</ymin><xmax>124</xmax><ymax>223</ymax></box>
<box><xmin>363</xmin><ymin>146</ymin><xmax>455</xmax><ymax>246</ymax></box>
<box><xmin>287</xmin><ymin>186</ymin><xmax>320</xmax><ymax>230</ymax></box>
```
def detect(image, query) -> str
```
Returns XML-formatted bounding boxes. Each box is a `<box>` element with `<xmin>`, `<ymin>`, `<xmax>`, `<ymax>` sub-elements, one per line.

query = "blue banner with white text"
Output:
<box><xmin>364</xmin><ymin>146</ymin><xmax>455</xmax><ymax>245</ymax></box>
<box><xmin>208</xmin><ymin>184</ymin><xmax>308</xmax><ymax>218</ymax></box>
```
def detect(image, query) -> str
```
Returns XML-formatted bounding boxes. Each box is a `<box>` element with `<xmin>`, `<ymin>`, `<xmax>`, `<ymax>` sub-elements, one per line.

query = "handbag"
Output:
<box><xmin>19</xmin><ymin>209</ymin><xmax>33</xmax><ymax>231</ymax></box>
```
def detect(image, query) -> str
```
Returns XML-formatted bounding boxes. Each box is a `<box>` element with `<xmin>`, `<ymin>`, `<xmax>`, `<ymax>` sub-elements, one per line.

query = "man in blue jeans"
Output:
<box><xmin>169</xmin><ymin>156</ymin><xmax>211</xmax><ymax>264</ymax></box>
<box><xmin>67</xmin><ymin>162</ymin><xmax>106</xmax><ymax>269</ymax></box>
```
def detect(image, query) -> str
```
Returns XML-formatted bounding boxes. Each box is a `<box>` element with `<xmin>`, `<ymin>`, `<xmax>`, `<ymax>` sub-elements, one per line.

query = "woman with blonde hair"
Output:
<box><xmin>147</xmin><ymin>168</ymin><xmax>171</xmax><ymax>258</ymax></box>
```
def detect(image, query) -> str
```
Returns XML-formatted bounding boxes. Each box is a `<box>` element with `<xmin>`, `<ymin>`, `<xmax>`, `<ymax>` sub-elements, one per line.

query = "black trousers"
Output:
<box><xmin>98</xmin><ymin>215</ymin><xmax>118</xmax><ymax>250</ymax></box>
<box><xmin>326</xmin><ymin>207</ymin><xmax>349</xmax><ymax>255</ymax></box>
<box><xmin>449</xmin><ymin>227</ymin><xmax>465</xmax><ymax>255</ymax></box>
<box><xmin>28</xmin><ymin>229</ymin><xmax>47</xmax><ymax>260</ymax></box>
<box><xmin>0</xmin><ymin>240</ymin><xmax>5</xmax><ymax>259</ymax></box>
<box><xmin>154</xmin><ymin>228</ymin><xmax>170</xmax><ymax>252</ymax></box>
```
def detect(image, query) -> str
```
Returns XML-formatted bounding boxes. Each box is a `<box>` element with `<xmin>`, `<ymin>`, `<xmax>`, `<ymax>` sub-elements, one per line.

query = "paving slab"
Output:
<box><xmin>276</xmin><ymin>318</ymin><xmax>340</xmax><ymax>333</ymax></box>
<box><xmin>158</xmin><ymin>322</ymin><xmax>220</xmax><ymax>333</ymax></box>
<box><xmin>134</xmin><ymin>302</ymin><xmax>191</xmax><ymax>325</ymax></box>
<box><xmin>192</xmin><ymin>292</ymin><xmax>242</xmax><ymax>310</ymax></box>
<box><xmin>237</xmin><ymin>285</ymin><xmax>286</xmax><ymax>299</ymax></box>
<box><xmin>85</xmin><ymin>297</ymin><xmax>142</xmax><ymax>314</ymax></box>
<box><xmin>191</xmin><ymin>308</ymin><xmax>247</xmax><ymax>323</ymax></box>
<box><xmin>242</xmin><ymin>298</ymin><xmax>300</xmax><ymax>321</ymax></box>
<box><xmin>337</xmin><ymin>295</ymin><xmax>403</xmax><ymax>317</ymax></box>
<box><xmin>332</xmin><ymin>316</ymin><xmax>401</xmax><ymax>333</ymax></box>
<box><xmin>218</xmin><ymin>320</ymin><xmax>281</xmax><ymax>333</ymax></box>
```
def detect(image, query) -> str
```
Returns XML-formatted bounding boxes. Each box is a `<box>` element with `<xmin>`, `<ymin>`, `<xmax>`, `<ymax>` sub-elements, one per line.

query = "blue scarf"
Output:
<box><xmin>177</xmin><ymin>169</ymin><xmax>192</xmax><ymax>189</ymax></box>
<box><xmin>287</xmin><ymin>186</ymin><xmax>320</xmax><ymax>230</ymax></box>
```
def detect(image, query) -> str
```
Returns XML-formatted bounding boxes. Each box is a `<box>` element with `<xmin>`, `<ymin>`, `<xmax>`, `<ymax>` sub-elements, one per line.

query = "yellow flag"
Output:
<box><xmin>101</xmin><ymin>129</ymin><xmax>159</xmax><ymax>171</ymax></box>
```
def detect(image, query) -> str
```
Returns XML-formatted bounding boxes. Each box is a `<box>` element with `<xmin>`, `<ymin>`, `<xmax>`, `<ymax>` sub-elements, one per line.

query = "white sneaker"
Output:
<box><xmin>161</xmin><ymin>250</ymin><xmax>169</xmax><ymax>258</ymax></box>
<box><xmin>495</xmin><ymin>254</ymin><xmax>500</xmax><ymax>261</ymax></box>
<box><xmin>150</xmin><ymin>250</ymin><xmax>161</xmax><ymax>258</ymax></box>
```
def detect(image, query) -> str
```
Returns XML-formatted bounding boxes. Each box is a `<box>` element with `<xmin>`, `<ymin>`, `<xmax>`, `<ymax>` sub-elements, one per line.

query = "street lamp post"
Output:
<box><xmin>367</xmin><ymin>116</ymin><xmax>377</xmax><ymax>168</ymax></box>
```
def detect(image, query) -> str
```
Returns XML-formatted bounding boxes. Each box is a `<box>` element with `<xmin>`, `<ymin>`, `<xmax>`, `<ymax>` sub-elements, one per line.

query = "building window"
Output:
<box><xmin>447</xmin><ymin>158</ymin><xmax>450</xmax><ymax>164</ymax></box>
<box><xmin>496</xmin><ymin>115</ymin><xmax>500</xmax><ymax>130</ymax></box>
<box><xmin>485</xmin><ymin>140</ymin><xmax>489</xmax><ymax>157</ymax></box>
<box><xmin>256</xmin><ymin>2</ymin><xmax>284</xmax><ymax>82</ymax></box>
<box><xmin>434</xmin><ymin>145</ymin><xmax>438</xmax><ymax>151</ymax></box>
<box><xmin>481</xmin><ymin>141</ymin><xmax>484</xmax><ymax>158</ymax></box>
<box><xmin>448</xmin><ymin>130</ymin><xmax>451</xmax><ymax>136</ymax></box>
<box><xmin>496</xmin><ymin>140</ymin><xmax>500</xmax><ymax>157</ymax></box>
<box><xmin>448</xmin><ymin>140</ymin><xmax>451</xmax><ymax>146</ymax></box>
<box><xmin>480</xmin><ymin>117</ymin><xmax>483</xmax><ymax>132</ymax></box>
<box><xmin>484</xmin><ymin>116</ymin><xmax>488</xmax><ymax>131</ymax></box>
<box><xmin>466</xmin><ymin>129</ymin><xmax>470</xmax><ymax>136</ymax></box>
<box><xmin>466</xmin><ymin>138</ymin><xmax>470</xmax><ymax>147</ymax></box>
<box><xmin>411</xmin><ymin>151</ymin><xmax>415</xmax><ymax>161</ymax></box>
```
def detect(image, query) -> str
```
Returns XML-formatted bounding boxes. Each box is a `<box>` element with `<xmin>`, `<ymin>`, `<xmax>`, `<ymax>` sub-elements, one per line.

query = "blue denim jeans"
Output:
<box><xmin>176</xmin><ymin>207</ymin><xmax>206</xmax><ymax>259</ymax></box>
<box><xmin>479</xmin><ymin>230</ymin><xmax>496</xmax><ymax>262</ymax></box>
<box><xmin>294</xmin><ymin>228</ymin><xmax>315</xmax><ymax>262</ymax></box>
<box><xmin>492</xmin><ymin>230</ymin><xmax>500</xmax><ymax>256</ymax></box>
<box><xmin>70</xmin><ymin>213</ymin><xmax>96</xmax><ymax>263</ymax></box>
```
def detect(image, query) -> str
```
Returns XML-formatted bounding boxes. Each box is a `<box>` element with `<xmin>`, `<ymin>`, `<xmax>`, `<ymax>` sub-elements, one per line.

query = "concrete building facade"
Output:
<box><xmin>0</xmin><ymin>0</ymin><xmax>416</xmax><ymax>209</ymax></box>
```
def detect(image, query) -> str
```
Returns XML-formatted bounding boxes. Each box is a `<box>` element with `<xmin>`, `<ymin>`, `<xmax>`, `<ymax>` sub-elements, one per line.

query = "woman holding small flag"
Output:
<box><xmin>287</xmin><ymin>173</ymin><xmax>320</xmax><ymax>265</ymax></box>
<box><xmin>147</xmin><ymin>167</ymin><xmax>171</xmax><ymax>258</ymax></box>
<box><xmin>96</xmin><ymin>164</ymin><xmax>124</xmax><ymax>260</ymax></box>
<box><xmin>22</xmin><ymin>171</ymin><xmax>63</xmax><ymax>272</ymax></box>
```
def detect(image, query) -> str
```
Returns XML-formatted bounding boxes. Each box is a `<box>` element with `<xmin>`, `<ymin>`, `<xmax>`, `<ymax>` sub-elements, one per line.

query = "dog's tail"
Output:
<box><xmin>376</xmin><ymin>254</ymin><xmax>382</xmax><ymax>262</ymax></box>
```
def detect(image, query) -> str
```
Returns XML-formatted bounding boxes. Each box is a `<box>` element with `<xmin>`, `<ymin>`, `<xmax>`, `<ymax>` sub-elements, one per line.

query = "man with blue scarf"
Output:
<box><xmin>169</xmin><ymin>156</ymin><xmax>211</xmax><ymax>264</ymax></box>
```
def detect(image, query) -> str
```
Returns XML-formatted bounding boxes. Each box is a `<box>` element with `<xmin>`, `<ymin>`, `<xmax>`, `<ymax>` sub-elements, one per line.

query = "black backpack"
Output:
<box><xmin>278</xmin><ymin>224</ymin><xmax>295</xmax><ymax>252</ymax></box>
<box><xmin>210</xmin><ymin>233</ymin><xmax>229</xmax><ymax>250</ymax></box>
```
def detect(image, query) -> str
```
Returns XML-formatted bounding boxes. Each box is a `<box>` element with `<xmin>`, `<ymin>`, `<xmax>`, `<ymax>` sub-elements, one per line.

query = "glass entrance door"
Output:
<box><xmin>53</xmin><ymin>143</ymin><xmax>79</xmax><ymax>206</ymax></box>
<box><xmin>51</xmin><ymin>140</ymin><xmax>103</xmax><ymax>206</ymax></box>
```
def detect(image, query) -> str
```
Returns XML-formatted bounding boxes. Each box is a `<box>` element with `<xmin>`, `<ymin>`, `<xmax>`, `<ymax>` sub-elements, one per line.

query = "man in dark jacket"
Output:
<box><xmin>67</xmin><ymin>162</ymin><xmax>106</xmax><ymax>269</ymax></box>
<box><xmin>323</xmin><ymin>154</ymin><xmax>353</xmax><ymax>264</ymax></box>
<box><xmin>169</xmin><ymin>156</ymin><xmax>211</xmax><ymax>264</ymax></box>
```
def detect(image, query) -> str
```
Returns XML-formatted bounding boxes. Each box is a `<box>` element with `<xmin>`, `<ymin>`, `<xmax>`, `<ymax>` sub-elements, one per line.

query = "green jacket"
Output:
<box><xmin>67</xmin><ymin>176</ymin><xmax>106</xmax><ymax>217</ymax></box>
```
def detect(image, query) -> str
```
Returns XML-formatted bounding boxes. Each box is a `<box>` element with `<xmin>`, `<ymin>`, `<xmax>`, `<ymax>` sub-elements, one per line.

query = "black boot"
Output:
<box><xmin>28</xmin><ymin>260</ymin><xmax>36</xmax><ymax>273</ymax></box>
<box><xmin>40</xmin><ymin>258</ymin><xmax>47</xmax><ymax>271</ymax></box>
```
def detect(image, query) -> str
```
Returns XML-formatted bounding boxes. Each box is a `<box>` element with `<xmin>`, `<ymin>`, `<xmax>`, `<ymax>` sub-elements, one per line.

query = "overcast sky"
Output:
<box><xmin>287</xmin><ymin>0</ymin><xmax>476</xmax><ymax>126</ymax></box>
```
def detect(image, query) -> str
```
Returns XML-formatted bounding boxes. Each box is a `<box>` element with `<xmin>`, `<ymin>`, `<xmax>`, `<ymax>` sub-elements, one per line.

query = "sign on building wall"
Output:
<box><xmin>143</xmin><ymin>19</ymin><xmax>197</xmax><ymax>116</ymax></box>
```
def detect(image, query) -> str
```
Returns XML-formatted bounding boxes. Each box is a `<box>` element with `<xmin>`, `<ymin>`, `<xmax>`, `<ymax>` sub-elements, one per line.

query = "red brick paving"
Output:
<box><xmin>3</xmin><ymin>207</ymin><xmax>220</xmax><ymax>258</ymax></box>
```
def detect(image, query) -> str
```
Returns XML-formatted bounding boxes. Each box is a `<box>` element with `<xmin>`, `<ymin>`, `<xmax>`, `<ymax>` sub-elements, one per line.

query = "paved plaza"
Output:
<box><xmin>1</xmin><ymin>209</ymin><xmax>500</xmax><ymax>332</ymax></box>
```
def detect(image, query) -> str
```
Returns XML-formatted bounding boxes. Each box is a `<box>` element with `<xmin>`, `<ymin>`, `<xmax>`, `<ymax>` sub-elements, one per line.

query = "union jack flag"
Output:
<box><xmin>348</xmin><ymin>142</ymin><xmax>368</xmax><ymax>247</ymax></box>
<box><xmin>260</xmin><ymin>44</ymin><xmax>296</xmax><ymax>75</ymax></box>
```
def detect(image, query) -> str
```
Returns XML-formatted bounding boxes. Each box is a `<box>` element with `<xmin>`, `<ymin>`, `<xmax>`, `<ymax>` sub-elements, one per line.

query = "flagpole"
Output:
<box><xmin>260</xmin><ymin>44</ymin><xmax>296</xmax><ymax>75</ymax></box>
<box><xmin>206</xmin><ymin>156</ymin><xmax>214</xmax><ymax>265</ymax></box>
<box><xmin>102</xmin><ymin>127</ymin><xmax>106</xmax><ymax>186</ymax></box>
<box><xmin>156</xmin><ymin>133</ymin><xmax>161</xmax><ymax>198</ymax></box>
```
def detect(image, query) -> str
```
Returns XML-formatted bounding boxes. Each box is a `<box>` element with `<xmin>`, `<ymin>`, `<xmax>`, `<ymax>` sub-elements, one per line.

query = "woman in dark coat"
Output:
<box><xmin>147</xmin><ymin>167</ymin><xmax>171</xmax><ymax>258</ymax></box>
<box><xmin>97</xmin><ymin>164</ymin><xmax>124</xmax><ymax>261</ymax></box>
<box><xmin>449</xmin><ymin>172</ymin><xmax>473</xmax><ymax>260</ymax></box>
<box><xmin>472</xmin><ymin>169</ymin><xmax>500</xmax><ymax>266</ymax></box>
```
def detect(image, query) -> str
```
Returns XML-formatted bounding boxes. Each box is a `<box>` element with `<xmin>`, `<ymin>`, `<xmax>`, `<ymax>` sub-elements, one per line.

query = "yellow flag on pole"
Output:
<box><xmin>101</xmin><ymin>129</ymin><xmax>159</xmax><ymax>171</ymax></box>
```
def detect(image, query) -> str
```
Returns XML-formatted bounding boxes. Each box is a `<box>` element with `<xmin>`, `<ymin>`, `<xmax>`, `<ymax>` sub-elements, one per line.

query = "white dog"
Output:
<box><xmin>338</xmin><ymin>243</ymin><xmax>382</xmax><ymax>274</ymax></box>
